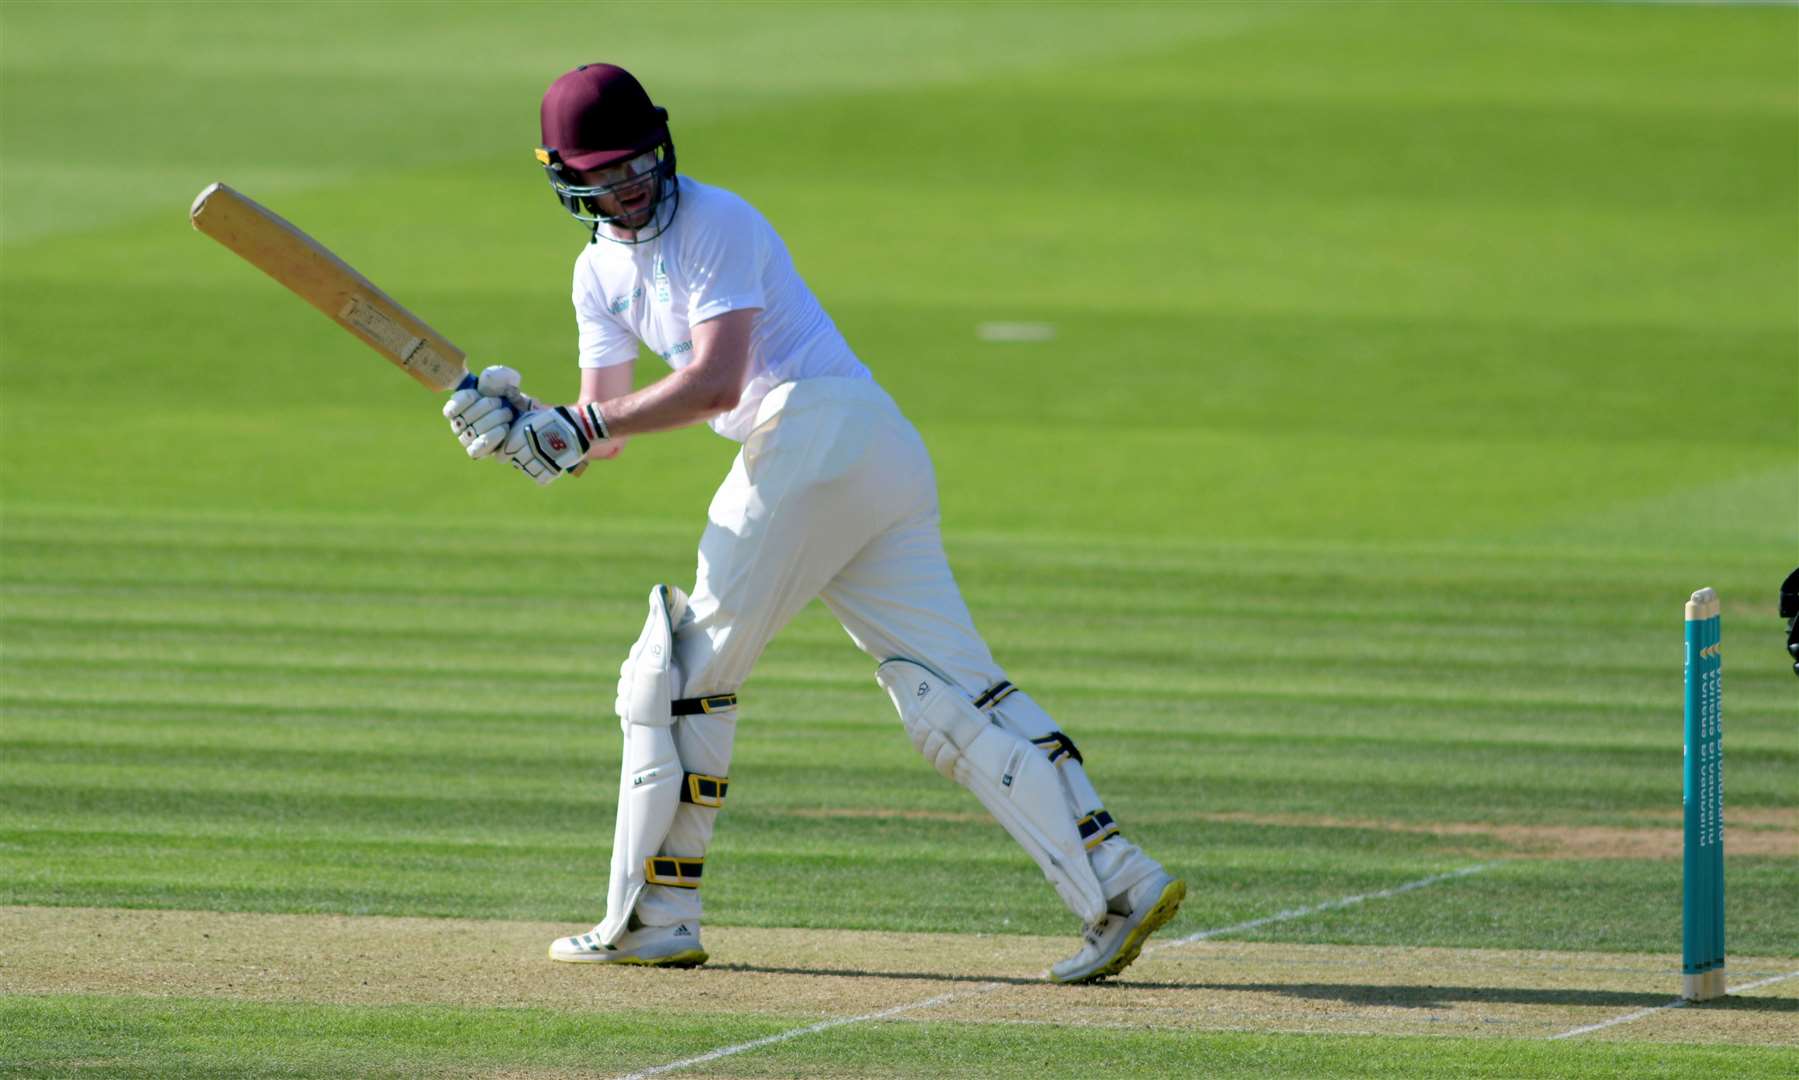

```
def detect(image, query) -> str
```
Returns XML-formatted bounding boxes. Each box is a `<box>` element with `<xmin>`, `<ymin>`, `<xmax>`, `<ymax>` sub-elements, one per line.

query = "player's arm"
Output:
<box><xmin>494</xmin><ymin>309</ymin><xmax>758</xmax><ymax>485</ymax></box>
<box><xmin>576</xmin><ymin>361</ymin><xmax>636</xmax><ymax>460</ymax></box>
<box><xmin>580</xmin><ymin>307</ymin><xmax>757</xmax><ymax>441</ymax></box>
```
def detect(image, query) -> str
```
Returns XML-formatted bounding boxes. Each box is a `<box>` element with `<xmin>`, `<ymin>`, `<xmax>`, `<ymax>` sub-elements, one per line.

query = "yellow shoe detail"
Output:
<box><xmin>610</xmin><ymin>948</ymin><xmax>709</xmax><ymax>968</ymax></box>
<box><xmin>548</xmin><ymin>931</ymin><xmax>708</xmax><ymax>967</ymax></box>
<box><xmin>1052</xmin><ymin>877</ymin><xmax>1186</xmax><ymax>985</ymax></box>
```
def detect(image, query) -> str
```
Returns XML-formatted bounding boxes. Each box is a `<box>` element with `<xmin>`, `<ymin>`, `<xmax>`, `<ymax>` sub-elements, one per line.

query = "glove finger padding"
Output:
<box><xmin>449</xmin><ymin>395</ymin><xmax>515</xmax><ymax>459</ymax></box>
<box><xmin>461</xmin><ymin>425</ymin><xmax>511</xmax><ymax>459</ymax></box>
<box><xmin>448</xmin><ymin>391</ymin><xmax>509</xmax><ymax>429</ymax></box>
<box><xmin>475</xmin><ymin>365</ymin><xmax>523</xmax><ymax>399</ymax></box>
<box><xmin>443</xmin><ymin>387</ymin><xmax>482</xmax><ymax>425</ymax></box>
<box><xmin>456</xmin><ymin>395</ymin><xmax>508</xmax><ymax>430</ymax></box>
<box><xmin>470</xmin><ymin>405</ymin><xmax>513</xmax><ymax>434</ymax></box>
<box><xmin>474</xmin><ymin>366</ymin><xmax>540</xmax><ymax>422</ymax></box>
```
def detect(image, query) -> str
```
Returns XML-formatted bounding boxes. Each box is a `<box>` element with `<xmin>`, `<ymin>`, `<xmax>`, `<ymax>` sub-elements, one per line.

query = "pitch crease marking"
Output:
<box><xmin>1546</xmin><ymin>969</ymin><xmax>1799</xmax><ymax>1040</ymax></box>
<box><xmin>613</xmin><ymin>986</ymin><xmax>1003</xmax><ymax>1080</ymax></box>
<box><xmin>612</xmin><ymin>864</ymin><xmax>1493</xmax><ymax>1079</ymax></box>
<box><xmin>1154</xmin><ymin>862</ymin><xmax>1497</xmax><ymax>949</ymax></box>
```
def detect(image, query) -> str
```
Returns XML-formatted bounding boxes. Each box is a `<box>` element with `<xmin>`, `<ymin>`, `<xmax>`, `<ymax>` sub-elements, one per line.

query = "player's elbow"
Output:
<box><xmin>702</xmin><ymin>382</ymin><xmax>742</xmax><ymax>414</ymax></box>
<box><xmin>687</xmin><ymin>364</ymin><xmax>743</xmax><ymax>415</ymax></box>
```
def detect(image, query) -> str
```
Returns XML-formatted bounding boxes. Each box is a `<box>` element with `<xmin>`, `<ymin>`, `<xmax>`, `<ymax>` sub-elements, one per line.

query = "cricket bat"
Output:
<box><xmin>189</xmin><ymin>182</ymin><xmax>473</xmax><ymax>393</ymax></box>
<box><xmin>190</xmin><ymin>183</ymin><xmax>586</xmax><ymax>475</ymax></box>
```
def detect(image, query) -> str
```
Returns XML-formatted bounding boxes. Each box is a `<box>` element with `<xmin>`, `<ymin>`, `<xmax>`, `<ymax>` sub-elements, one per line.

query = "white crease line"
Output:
<box><xmin>1548</xmin><ymin>969</ymin><xmax>1799</xmax><ymax>1040</ymax></box>
<box><xmin>615</xmin><ymin>863</ymin><xmax>1492</xmax><ymax>1078</ymax></box>
<box><xmin>1549</xmin><ymin>999</ymin><xmax>1685</xmax><ymax>1041</ymax></box>
<box><xmin>1151</xmin><ymin>862</ymin><xmax>1499</xmax><ymax>950</ymax></box>
<box><xmin>614</xmin><ymin>984</ymin><xmax>1003</xmax><ymax>1080</ymax></box>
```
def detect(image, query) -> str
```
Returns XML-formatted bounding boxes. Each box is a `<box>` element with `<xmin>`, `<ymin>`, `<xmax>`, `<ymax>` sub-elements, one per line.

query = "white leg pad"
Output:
<box><xmin>634</xmin><ymin>708</ymin><xmax>736</xmax><ymax>927</ymax></box>
<box><xmin>876</xmin><ymin>660</ymin><xmax>1107</xmax><ymax>924</ymax></box>
<box><xmin>599</xmin><ymin>721</ymin><xmax>681</xmax><ymax>944</ymax></box>
<box><xmin>984</xmin><ymin>689</ymin><xmax>1163</xmax><ymax>904</ymax></box>
<box><xmin>601</xmin><ymin>585</ymin><xmax>706</xmax><ymax>945</ymax></box>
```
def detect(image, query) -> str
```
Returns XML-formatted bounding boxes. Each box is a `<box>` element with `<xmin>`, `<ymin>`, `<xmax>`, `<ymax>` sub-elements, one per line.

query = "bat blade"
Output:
<box><xmin>190</xmin><ymin>182</ymin><xmax>471</xmax><ymax>393</ymax></box>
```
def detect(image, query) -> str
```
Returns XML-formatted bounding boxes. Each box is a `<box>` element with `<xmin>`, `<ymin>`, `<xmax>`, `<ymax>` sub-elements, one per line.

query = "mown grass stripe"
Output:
<box><xmin>6</xmin><ymin>503</ymin><xmax>1784</xmax><ymax>568</ymax></box>
<box><xmin>7</xmin><ymin>663</ymin><xmax>1770</xmax><ymax>716</ymax></box>
<box><xmin>18</xmin><ymin>726</ymin><xmax>1789</xmax><ymax>762</ymax></box>
<box><xmin>1</xmin><ymin>575</ymin><xmax>1757</xmax><ymax>631</ymax></box>
<box><xmin>0</xmin><ymin>664</ymin><xmax>1725</xmax><ymax>718</ymax></box>
<box><xmin>0</xmin><ymin>629</ymin><xmax>1706</xmax><ymax>681</ymax></box>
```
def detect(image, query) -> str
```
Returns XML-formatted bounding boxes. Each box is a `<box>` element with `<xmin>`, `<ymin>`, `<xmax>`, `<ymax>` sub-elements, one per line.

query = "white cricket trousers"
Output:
<box><xmin>633</xmin><ymin>377</ymin><xmax>1161</xmax><ymax>930</ymax></box>
<box><xmin>676</xmin><ymin>377</ymin><xmax>1003</xmax><ymax>697</ymax></box>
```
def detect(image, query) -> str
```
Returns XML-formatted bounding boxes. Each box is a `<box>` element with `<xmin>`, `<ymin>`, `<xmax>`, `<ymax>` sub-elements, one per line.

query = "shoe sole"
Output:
<box><xmin>548</xmin><ymin>945</ymin><xmax>709</xmax><ymax>967</ymax></box>
<box><xmin>1052</xmin><ymin>877</ymin><xmax>1186</xmax><ymax>985</ymax></box>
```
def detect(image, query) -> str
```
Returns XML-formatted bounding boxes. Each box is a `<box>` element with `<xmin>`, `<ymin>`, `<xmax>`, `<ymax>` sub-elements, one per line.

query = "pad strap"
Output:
<box><xmin>1030</xmin><ymin>732</ymin><xmax>1085</xmax><ymax>765</ymax></box>
<box><xmin>973</xmin><ymin>680</ymin><xmax>1019</xmax><ymax>710</ymax></box>
<box><xmin>877</xmin><ymin>659</ymin><xmax>1108</xmax><ymax>924</ymax></box>
<box><xmin>673</xmin><ymin>694</ymin><xmax>737</xmax><ymax>715</ymax></box>
<box><xmin>645</xmin><ymin>856</ymin><xmax>703</xmax><ymax>888</ymax></box>
<box><xmin>980</xmin><ymin>680</ymin><xmax>1083</xmax><ymax>766</ymax></box>
<box><xmin>1076</xmin><ymin>809</ymin><xmax>1121</xmax><ymax>850</ymax></box>
<box><xmin>679</xmin><ymin>772</ymin><xmax>728</xmax><ymax>808</ymax></box>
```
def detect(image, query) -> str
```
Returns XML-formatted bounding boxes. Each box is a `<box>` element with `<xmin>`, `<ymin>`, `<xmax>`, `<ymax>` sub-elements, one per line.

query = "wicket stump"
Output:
<box><xmin>1682</xmin><ymin>587</ymin><xmax>1725</xmax><ymax>1002</ymax></box>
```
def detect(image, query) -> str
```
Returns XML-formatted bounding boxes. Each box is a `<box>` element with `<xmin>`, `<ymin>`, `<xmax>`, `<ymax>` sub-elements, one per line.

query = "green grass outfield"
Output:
<box><xmin>7</xmin><ymin>994</ymin><xmax>1796</xmax><ymax>1080</ymax></box>
<box><xmin>2</xmin><ymin>1</ymin><xmax>1795</xmax><ymax>1076</ymax></box>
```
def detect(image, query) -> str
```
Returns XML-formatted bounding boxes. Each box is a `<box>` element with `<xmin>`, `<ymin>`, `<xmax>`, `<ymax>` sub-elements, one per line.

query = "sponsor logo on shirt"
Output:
<box><xmin>661</xmin><ymin>340</ymin><xmax>693</xmax><ymax>361</ymax></box>
<box><xmin>607</xmin><ymin>286</ymin><xmax>644</xmax><ymax>315</ymax></box>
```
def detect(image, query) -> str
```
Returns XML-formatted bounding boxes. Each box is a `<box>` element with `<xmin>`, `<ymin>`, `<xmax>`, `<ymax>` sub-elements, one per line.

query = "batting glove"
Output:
<box><xmin>444</xmin><ymin>366</ymin><xmax>538</xmax><ymax>460</ymax></box>
<box><xmin>474</xmin><ymin>364</ymin><xmax>540</xmax><ymax>414</ymax></box>
<box><xmin>501</xmin><ymin>403</ymin><xmax>609</xmax><ymax>486</ymax></box>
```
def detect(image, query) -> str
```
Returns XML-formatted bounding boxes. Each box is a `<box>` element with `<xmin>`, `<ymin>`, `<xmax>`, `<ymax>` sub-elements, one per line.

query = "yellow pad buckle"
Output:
<box><xmin>645</xmin><ymin>856</ymin><xmax>703</xmax><ymax>888</ymax></box>
<box><xmin>681</xmin><ymin>772</ymin><xmax>728</xmax><ymax>808</ymax></box>
<box><xmin>673</xmin><ymin>694</ymin><xmax>738</xmax><ymax>716</ymax></box>
<box><xmin>1076</xmin><ymin>809</ymin><xmax>1120</xmax><ymax>850</ymax></box>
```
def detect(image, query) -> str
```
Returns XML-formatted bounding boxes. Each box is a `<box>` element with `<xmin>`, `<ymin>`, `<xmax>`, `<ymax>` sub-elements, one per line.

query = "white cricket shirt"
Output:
<box><xmin>571</xmin><ymin>176</ymin><xmax>870</xmax><ymax>441</ymax></box>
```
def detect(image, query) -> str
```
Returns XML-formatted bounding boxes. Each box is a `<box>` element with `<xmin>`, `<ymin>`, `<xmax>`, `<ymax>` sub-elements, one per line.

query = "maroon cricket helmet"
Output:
<box><xmin>540</xmin><ymin>63</ymin><xmax>670</xmax><ymax>171</ymax></box>
<box><xmin>536</xmin><ymin>63</ymin><xmax>679</xmax><ymax>243</ymax></box>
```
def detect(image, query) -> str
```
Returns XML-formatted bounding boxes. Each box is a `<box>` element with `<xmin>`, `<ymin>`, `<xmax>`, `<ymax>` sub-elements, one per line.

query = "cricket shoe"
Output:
<box><xmin>1048</xmin><ymin>871</ymin><xmax>1186</xmax><ymax>984</ymax></box>
<box><xmin>548</xmin><ymin>921</ymin><xmax>708</xmax><ymax>967</ymax></box>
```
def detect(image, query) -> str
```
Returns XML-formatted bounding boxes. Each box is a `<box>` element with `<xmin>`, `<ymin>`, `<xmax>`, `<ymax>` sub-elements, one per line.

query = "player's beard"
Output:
<box><xmin>613</xmin><ymin>203</ymin><xmax>655</xmax><ymax>230</ymax></box>
<box><xmin>603</xmin><ymin>179</ymin><xmax>658</xmax><ymax>233</ymax></box>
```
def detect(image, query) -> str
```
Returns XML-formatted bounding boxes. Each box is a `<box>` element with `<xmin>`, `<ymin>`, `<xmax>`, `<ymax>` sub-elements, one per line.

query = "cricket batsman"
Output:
<box><xmin>444</xmin><ymin>63</ymin><xmax>1185</xmax><ymax>983</ymax></box>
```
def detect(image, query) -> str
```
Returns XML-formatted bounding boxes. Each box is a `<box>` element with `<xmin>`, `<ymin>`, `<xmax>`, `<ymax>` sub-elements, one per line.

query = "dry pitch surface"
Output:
<box><xmin>5</xmin><ymin>906</ymin><xmax>1794</xmax><ymax>1061</ymax></box>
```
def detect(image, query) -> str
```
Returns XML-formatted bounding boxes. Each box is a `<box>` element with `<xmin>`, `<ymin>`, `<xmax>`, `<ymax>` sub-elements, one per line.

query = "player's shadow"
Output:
<box><xmin>1179</xmin><ymin>982</ymin><xmax>1799</xmax><ymax>1012</ymax></box>
<box><xmin>712</xmin><ymin>963</ymin><xmax>1040</xmax><ymax>986</ymax></box>
<box><xmin>711</xmin><ymin>965</ymin><xmax>1798</xmax><ymax>1012</ymax></box>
